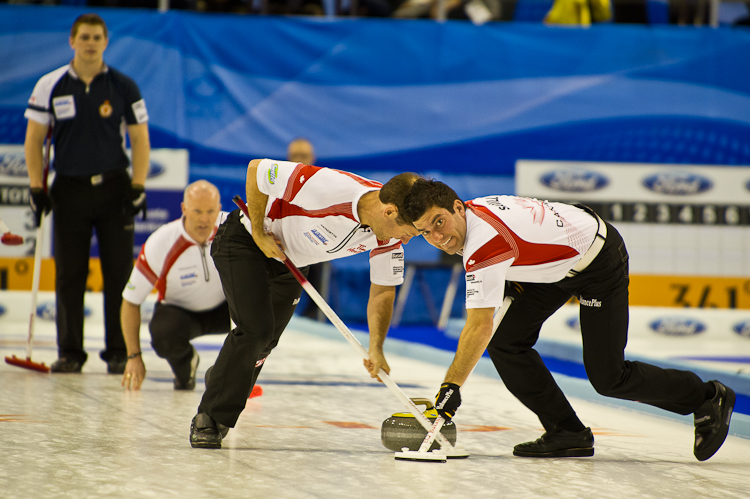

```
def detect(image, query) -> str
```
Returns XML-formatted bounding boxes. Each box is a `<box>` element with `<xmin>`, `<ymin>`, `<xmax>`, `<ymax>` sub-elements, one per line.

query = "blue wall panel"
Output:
<box><xmin>2</xmin><ymin>5</ymin><xmax>750</xmax><ymax>176</ymax></box>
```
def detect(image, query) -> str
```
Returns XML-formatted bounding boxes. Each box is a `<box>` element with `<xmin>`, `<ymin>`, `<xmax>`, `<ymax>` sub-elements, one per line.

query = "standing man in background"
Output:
<box><xmin>286</xmin><ymin>137</ymin><xmax>316</xmax><ymax>166</ymax></box>
<box><xmin>120</xmin><ymin>180</ymin><xmax>229</xmax><ymax>392</ymax></box>
<box><xmin>24</xmin><ymin>13</ymin><xmax>150</xmax><ymax>374</ymax></box>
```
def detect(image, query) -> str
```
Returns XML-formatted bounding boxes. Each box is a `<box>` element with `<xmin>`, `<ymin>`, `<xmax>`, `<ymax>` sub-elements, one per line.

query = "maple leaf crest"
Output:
<box><xmin>514</xmin><ymin>198</ymin><xmax>545</xmax><ymax>225</ymax></box>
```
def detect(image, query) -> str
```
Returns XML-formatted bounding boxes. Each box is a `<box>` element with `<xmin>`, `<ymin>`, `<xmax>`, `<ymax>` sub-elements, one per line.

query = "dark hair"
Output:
<box><xmin>402</xmin><ymin>179</ymin><xmax>463</xmax><ymax>224</ymax></box>
<box><xmin>379</xmin><ymin>172</ymin><xmax>421</xmax><ymax>225</ymax></box>
<box><xmin>71</xmin><ymin>13</ymin><xmax>108</xmax><ymax>39</ymax></box>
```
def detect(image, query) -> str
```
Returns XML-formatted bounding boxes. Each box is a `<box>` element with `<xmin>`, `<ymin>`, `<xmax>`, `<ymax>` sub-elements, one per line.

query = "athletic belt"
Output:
<box><xmin>60</xmin><ymin>169</ymin><xmax>127</xmax><ymax>186</ymax></box>
<box><xmin>566</xmin><ymin>214</ymin><xmax>607</xmax><ymax>278</ymax></box>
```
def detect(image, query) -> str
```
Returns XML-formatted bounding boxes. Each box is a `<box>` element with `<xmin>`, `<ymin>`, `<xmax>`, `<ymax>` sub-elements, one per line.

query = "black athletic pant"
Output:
<box><xmin>487</xmin><ymin>221</ymin><xmax>706</xmax><ymax>431</ymax></box>
<box><xmin>50</xmin><ymin>171</ymin><xmax>133</xmax><ymax>364</ymax></box>
<box><xmin>149</xmin><ymin>301</ymin><xmax>230</xmax><ymax>384</ymax></box>
<box><xmin>199</xmin><ymin>210</ymin><xmax>306</xmax><ymax>427</ymax></box>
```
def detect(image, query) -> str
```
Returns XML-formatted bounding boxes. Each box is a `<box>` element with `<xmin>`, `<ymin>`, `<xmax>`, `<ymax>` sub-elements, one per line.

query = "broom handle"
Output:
<box><xmin>27</xmin><ymin>129</ymin><xmax>51</xmax><ymax>359</ymax></box>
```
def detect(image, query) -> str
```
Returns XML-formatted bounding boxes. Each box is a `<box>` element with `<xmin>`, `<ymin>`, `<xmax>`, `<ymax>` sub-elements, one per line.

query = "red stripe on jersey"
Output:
<box><xmin>370</xmin><ymin>241</ymin><xmax>402</xmax><ymax>259</ymax></box>
<box><xmin>335</xmin><ymin>169</ymin><xmax>383</xmax><ymax>189</ymax></box>
<box><xmin>267</xmin><ymin>199</ymin><xmax>357</xmax><ymax>223</ymax></box>
<box><xmin>135</xmin><ymin>246</ymin><xmax>158</xmax><ymax>285</ymax></box>
<box><xmin>466</xmin><ymin>203</ymin><xmax>579</xmax><ymax>272</ymax></box>
<box><xmin>283</xmin><ymin>163</ymin><xmax>323</xmax><ymax>202</ymax></box>
<box><xmin>155</xmin><ymin>236</ymin><xmax>194</xmax><ymax>301</ymax></box>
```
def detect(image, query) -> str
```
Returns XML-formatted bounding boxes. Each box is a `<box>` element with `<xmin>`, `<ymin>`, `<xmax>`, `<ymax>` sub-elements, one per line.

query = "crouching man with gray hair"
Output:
<box><xmin>121</xmin><ymin>180</ymin><xmax>229</xmax><ymax>391</ymax></box>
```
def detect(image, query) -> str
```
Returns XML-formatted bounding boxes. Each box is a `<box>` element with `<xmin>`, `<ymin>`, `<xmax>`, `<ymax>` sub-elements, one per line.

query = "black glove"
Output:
<box><xmin>128</xmin><ymin>184</ymin><xmax>147</xmax><ymax>220</ymax></box>
<box><xmin>29</xmin><ymin>187</ymin><xmax>52</xmax><ymax>227</ymax></box>
<box><xmin>435</xmin><ymin>382</ymin><xmax>461</xmax><ymax>421</ymax></box>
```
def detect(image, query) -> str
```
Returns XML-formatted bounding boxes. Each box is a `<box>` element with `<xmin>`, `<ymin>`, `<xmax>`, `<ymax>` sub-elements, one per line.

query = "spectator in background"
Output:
<box><xmin>120</xmin><ymin>181</ymin><xmax>229</xmax><ymax>391</ymax></box>
<box><xmin>24</xmin><ymin>13</ymin><xmax>150</xmax><ymax>374</ymax></box>
<box><xmin>543</xmin><ymin>0</ymin><xmax>611</xmax><ymax>25</ymax></box>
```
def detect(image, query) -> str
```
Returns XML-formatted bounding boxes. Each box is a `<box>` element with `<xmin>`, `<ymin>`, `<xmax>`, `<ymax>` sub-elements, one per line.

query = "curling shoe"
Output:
<box><xmin>174</xmin><ymin>347</ymin><xmax>200</xmax><ymax>390</ymax></box>
<box><xmin>190</xmin><ymin>413</ymin><xmax>229</xmax><ymax>449</ymax></box>
<box><xmin>50</xmin><ymin>358</ymin><xmax>82</xmax><ymax>373</ymax></box>
<box><xmin>694</xmin><ymin>380</ymin><xmax>735</xmax><ymax>461</ymax></box>
<box><xmin>513</xmin><ymin>427</ymin><xmax>594</xmax><ymax>458</ymax></box>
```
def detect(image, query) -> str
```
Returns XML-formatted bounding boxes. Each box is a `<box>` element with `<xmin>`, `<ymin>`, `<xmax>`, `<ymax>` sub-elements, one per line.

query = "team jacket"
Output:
<box><xmin>462</xmin><ymin>195</ymin><xmax>598</xmax><ymax>310</ymax></box>
<box><xmin>243</xmin><ymin>159</ymin><xmax>405</xmax><ymax>286</ymax></box>
<box><xmin>122</xmin><ymin>213</ymin><xmax>229</xmax><ymax>311</ymax></box>
<box><xmin>25</xmin><ymin>63</ymin><xmax>148</xmax><ymax>176</ymax></box>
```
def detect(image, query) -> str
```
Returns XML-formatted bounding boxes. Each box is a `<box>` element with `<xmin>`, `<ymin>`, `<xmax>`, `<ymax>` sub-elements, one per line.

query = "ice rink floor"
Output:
<box><xmin>2</xmin><ymin>291</ymin><xmax>750</xmax><ymax>499</ymax></box>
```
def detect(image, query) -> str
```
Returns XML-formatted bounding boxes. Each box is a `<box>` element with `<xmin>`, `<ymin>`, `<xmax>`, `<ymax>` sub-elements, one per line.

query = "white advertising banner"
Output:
<box><xmin>516</xmin><ymin>160</ymin><xmax>750</xmax><ymax>226</ymax></box>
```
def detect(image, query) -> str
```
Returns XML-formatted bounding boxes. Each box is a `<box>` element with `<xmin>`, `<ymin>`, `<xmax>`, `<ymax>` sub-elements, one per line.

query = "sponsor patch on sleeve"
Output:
<box><xmin>391</xmin><ymin>251</ymin><xmax>404</xmax><ymax>277</ymax></box>
<box><xmin>465</xmin><ymin>273</ymin><xmax>483</xmax><ymax>300</ymax></box>
<box><xmin>132</xmin><ymin>99</ymin><xmax>149</xmax><ymax>123</ymax></box>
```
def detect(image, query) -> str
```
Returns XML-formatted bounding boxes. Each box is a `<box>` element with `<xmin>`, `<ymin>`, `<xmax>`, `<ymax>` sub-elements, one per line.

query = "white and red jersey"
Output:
<box><xmin>242</xmin><ymin>159</ymin><xmax>405</xmax><ymax>286</ymax></box>
<box><xmin>122</xmin><ymin>212</ymin><xmax>229</xmax><ymax>311</ymax></box>
<box><xmin>462</xmin><ymin>195</ymin><xmax>598</xmax><ymax>310</ymax></box>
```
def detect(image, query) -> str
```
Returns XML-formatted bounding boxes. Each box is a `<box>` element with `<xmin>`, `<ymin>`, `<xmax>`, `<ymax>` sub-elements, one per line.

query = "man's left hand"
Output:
<box><xmin>128</xmin><ymin>184</ymin><xmax>147</xmax><ymax>219</ymax></box>
<box><xmin>435</xmin><ymin>382</ymin><xmax>461</xmax><ymax>421</ymax></box>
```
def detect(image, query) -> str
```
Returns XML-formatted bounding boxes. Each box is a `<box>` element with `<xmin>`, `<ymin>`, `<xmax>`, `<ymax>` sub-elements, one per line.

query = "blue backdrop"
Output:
<box><xmin>2</xmin><ymin>5</ymin><xmax>750</xmax><ymax>177</ymax></box>
<box><xmin>2</xmin><ymin>5</ymin><xmax>749</xmax><ymax>323</ymax></box>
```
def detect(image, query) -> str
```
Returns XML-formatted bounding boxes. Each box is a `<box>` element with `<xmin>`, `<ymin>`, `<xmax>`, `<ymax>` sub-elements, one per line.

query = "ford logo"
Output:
<box><xmin>36</xmin><ymin>302</ymin><xmax>92</xmax><ymax>321</ymax></box>
<box><xmin>642</xmin><ymin>172</ymin><xmax>712</xmax><ymax>196</ymax></box>
<box><xmin>0</xmin><ymin>303</ymin><xmax>6</xmax><ymax>317</ymax></box>
<box><xmin>147</xmin><ymin>161</ymin><xmax>165</xmax><ymax>178</ymax></box>
<box><xmin>565</xmin><ymin>316</ymin><xmax>580</xmax><ymax>330</ymax></box>
<box><xmin>732</xmin><ymin>321</ymin><xmax>750</xmax><ymax>339</ymax></box>
<box><xmin>0</xmin><ymin>152</ymin><xmax>29</xmax><ymax>177</ymax></box>
<box><xmin>540</xmin><ymin>170</ymin><xmax>609</xmax><ymax>192</ymax></box>
<box><xmin>649</xmin><ymin>317</ymin><xmax>706</xmax><ymax>336</ymax></box>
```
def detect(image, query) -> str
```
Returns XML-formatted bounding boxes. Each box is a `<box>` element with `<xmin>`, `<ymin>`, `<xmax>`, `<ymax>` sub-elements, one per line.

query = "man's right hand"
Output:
<box><xmin>29</xmin><ymin>188</ymin><xmax>52</xmax><ymax>227</ymax></box>
<box><xmin>121</xmin><ymin>357</ymin><xmax>146</xmax><ymax>391</ymax></box>
<box><xmin>254</xmin><ymin>231</ymin><xmax>286</xmax><ymax>261</ymax></box>
<box><xmin>364</xmin><ymin>349</ymin><xmax>390</xmax><ymax>382</ymax></box>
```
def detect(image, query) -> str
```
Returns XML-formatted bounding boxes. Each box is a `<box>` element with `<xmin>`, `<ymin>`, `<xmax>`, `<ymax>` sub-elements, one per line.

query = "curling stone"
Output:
<box><xmin>381</xmin><ymin>398</ymin><xmax>457</xmax><ymax>452</ymax></box>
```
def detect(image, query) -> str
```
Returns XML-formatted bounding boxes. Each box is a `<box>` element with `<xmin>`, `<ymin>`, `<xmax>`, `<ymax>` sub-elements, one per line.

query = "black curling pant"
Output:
<box><xmin>198</xmin><ymin>210</ymin><xmax>306</xmax><ymax>427</ymax></box>
<box><xmin>50</xmin><ymin>171</ymin><xmax>133</xmax><ymax>364</ymax></box>
<box><xmin>487</xmin><ymin>222</ymin><xmax>707</xmax><ymax>431</ymax></box>
<box><xmin>149</xmin><ymin>301</ymin><xmax>230</xmax><ymax>384</ymax></box>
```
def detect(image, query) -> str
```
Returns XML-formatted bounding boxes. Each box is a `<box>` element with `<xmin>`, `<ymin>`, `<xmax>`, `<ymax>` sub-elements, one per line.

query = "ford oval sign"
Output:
<box><xmin>642</xmin><ymin>172</ymin><xmax>712</xmax><ymax>196</ymax></box>
<box><xmin>649</xmin><ymin>317</ymin><xmax>706</xmax><ymax>336</ymax></box>
<box><xmin>147</xmin><ymin>161</ymin><xmax>165</xmax><ymax>178</ymax></box>
<box><xmin>0</xmin><ymin>303</ymin><xmax>6</xmax><ymax>317</ymax></box>
<box><xmin>0</xmin><ymin>152</ymin><xmax>29</xmax><ymax>177</ymax></box>
<box><xmin>540</xmin><ymin>170</ymin><xmax>609</xmax><ymax>193</ymax></box>
<box><xmin>733</xmin><ymin>321</ymin><xmax>750</xmax><ymax>339</ymax></box>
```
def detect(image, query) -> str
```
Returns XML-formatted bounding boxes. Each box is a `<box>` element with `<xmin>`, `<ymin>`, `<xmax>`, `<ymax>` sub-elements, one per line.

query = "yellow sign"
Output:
<box><xmin>629</xmin><ymin>275</ymin><xmax>750</xmax><ymax>309</ymax></box>
<box><xmin>0</xmin><ymin>257</ymin><xmax>105</xmax><ymax>292</ymax></box>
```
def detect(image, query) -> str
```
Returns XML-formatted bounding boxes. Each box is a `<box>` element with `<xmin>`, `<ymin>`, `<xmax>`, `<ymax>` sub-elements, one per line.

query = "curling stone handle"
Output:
<box><xmin>410</xmin><ymin>398</ymin><xmax>435</xmax><ymax>411</ymax></box>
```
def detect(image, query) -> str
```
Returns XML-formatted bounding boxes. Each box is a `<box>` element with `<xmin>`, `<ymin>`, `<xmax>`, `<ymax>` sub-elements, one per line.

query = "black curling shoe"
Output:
<box><xmin>190</xmin><ymin>413</ymin><xmax>229</xmax><ymax>449</ymax></box>
<box><xmin>513</xmin><ymin>427</ymin><xmax>595</xmax><ymax>458</ymax></box>
<box><xmin>694</xmin><ymin>380</ymin><xmax>735</xmax><ymax>461</ymax></box>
